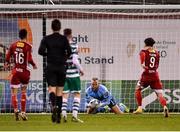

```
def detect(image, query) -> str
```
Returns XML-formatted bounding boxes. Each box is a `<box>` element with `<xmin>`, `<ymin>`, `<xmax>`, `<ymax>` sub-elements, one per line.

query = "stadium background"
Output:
<box><xmin>0</xmin><ymin>0</ymin><xmax>179</xmax><ymax>114</ymax></box>
<box><xmin>0</xmin><ymin>0</ymin><xmax>180</xmax><ymax>4</ymax></box>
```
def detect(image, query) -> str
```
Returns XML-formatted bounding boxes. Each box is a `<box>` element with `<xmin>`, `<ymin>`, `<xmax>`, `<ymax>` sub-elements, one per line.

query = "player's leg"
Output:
<box><xmin>111</xmin><ymin>105</ymin><xmax>122</xmax><ymax>114</ymax></box>
<box><xmin>10</xmin><ymin>71</ymin><xmax>20</xmax><ymax>121</ymax></box>
<box><xmin>152</xmin><ymin>80</ymin><xmax>169</xmax><ymax>117</ymax></box>
<box><xmin>133</xmin><ymin>79</ymin><xmax>148</xmax><ymax>114</ymax></box>
<box><xmin>108</xmin><ymin>98</ymin><xmax>123</xmax><ymax>114</ymax></box>
<box><xmin>62</xmin><ymin>92</ymin><xmax>69</xmax><ymax>123</ymax></box>
<box><xmin>71</xmin><ymin>77</ymin><xmax>83</xmax><ymax>123</ymax></box>
<box><xmin>156</xmin><ymin>91</ymin><xmax>169</xmax><ymax>117</ymax></box>
<box><xmin>48</xmin><ymin>87</ymin><xmax>57</xmax><ymax>122</ymax></box>
<box><xmin>119</xmin><ymin>103</ymin><xmax>130</xmax><ymax>113</ymax></box>
<box><xmin>19</xmin><ymin>70</ymin><xmax>30</xmax><ymax>121</ymax></box>
<box><xmin>72</xmin><ymin>92</ymin><xmax>83</xmax><ymax>123</ymax></box>
<box><xmin>54</xmin><ymin>68</ymin><xmax>66</xmax><ymax>123</ymax></box>
<box><xmin>19</xmin><ymin>85</ymin><xmax>28</xmax><ymax>121</ymax></box>
<box><xmin>133</xmin><ymin>84</ymin><xmax>143</xmax><ymax>114</ymax></box>
<box><xmin>62</xmin><ymin>78</ymin><xmax>70</xmax><ymax>122</ymax></box>
<box><xmin>11</xmin><ymin>87</ymin><xmax>19</xmax><ymax>121</ymax></box>
<box><xmin>72</xmin><ymin>93</ymin><xmax>81</xmax><ymax>119</ymax></box>
<box><xmin>56</xmin><ymin>87</ymin><xmax>63</xmax><ymax>123</ymax></box>
<box><xmin>46</xmin><ymin>67</ymin><xmax>58</xmax><ymax>123</ymax></box>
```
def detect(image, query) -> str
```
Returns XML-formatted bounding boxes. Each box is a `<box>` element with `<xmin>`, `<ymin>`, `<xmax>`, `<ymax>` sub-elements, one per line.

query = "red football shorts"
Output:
<box><xmin>10</xmin><ymin>68</ymin><xmax>30</xmax><ymax>88</ymax></box>
<box><xmin>138</xmin><ymin>72</ymin><xmax>163</xmax><ymax>89</ymax></box>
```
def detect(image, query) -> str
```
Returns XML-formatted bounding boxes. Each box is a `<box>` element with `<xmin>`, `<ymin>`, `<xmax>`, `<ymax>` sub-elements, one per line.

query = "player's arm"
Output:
<box><xmin>85</xmin><ymin>88</ymin><xmax>93</xmax><ymax>103</ymax></box>
<box><xmin>38</xmin><ymin>38</ymin><xmax>47</xmax><ymax>56</ymax></box>
<box><xmin>100</xmin><ymin>95</ymin><xmax>110</xmax><ymax>107</ymax></box>
<box><xmin>4</xmin><ymin>45</ymin><xmax>13</xmax><ymax>69</ymax></box>
<box><xmin>85</xmin><ymin>88</ymin><xmax>94</xmax><ymax>114</ymax></box>
<box><xmin>64</xmin><ymin>37</ymin><xmax>72</xmax><ymax>58</ymax></box>
<box><xmin>28</xmin><ymin>51</ymin><xmax>37</xmax><ymax>69</ymax></box>
<box><xmin>99</xmin><ymin>86</ymin><xmax>111</xmax><ymax>107</ymax></box>
<box><xmin>156</xmin><ymin>51</ymin><xmax>160</xmax><ymax>68</ymax></box>
<box><xmin>72</xmin><ymin>54</ymin><xmax>84</xmax><ymax>76</ymax></box>
<box><xmin>85</xmin><ymin>87</ymin><xmax>99</xmax><ymax>113</ymax></box>
<box><xmin>139</xmin><ymin>51</ymin><xmax>148</xmax><ymax>70</ymax></box>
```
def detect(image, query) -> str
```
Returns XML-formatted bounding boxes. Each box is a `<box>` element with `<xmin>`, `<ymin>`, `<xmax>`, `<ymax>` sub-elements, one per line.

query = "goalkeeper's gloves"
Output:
<box><xmin>99</xmin><ymin>102</ymin><xmax>106</xmax><ymax>107</ymax></box>
<box><xmin>88</xmin><ymin>99</ymin><xmax>99</xmax><ymax>108</ymax></box>
<box><xmin>104</xmin><ymin>105</ymin><xmax>109</xmax><ymax>113</ymax></box>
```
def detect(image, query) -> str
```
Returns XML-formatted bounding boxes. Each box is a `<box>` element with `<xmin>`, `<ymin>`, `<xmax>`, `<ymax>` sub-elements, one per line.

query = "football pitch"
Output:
<box><xmin>0</xmin><ymin>114</ymin><xmax>180</xmax><ymax>131</ymax></box>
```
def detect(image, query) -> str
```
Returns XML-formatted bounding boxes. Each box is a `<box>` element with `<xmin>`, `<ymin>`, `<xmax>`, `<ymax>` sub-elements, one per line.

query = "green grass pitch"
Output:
<box><xmin>0</xmin><ymin>114</ymin><xmax>180</xmax><ymax>131</ymax></box>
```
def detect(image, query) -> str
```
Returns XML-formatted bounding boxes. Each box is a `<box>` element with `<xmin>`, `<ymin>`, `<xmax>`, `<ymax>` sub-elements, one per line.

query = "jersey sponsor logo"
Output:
<box><xmin>17</xmin><ymin>42</ymin><xmax>24</xmax><ymax>48</ymax></box>
<box><xmin>148</xmin><ymin>49</ymin><xmax>155</xmax><ymax>53</ymax></box>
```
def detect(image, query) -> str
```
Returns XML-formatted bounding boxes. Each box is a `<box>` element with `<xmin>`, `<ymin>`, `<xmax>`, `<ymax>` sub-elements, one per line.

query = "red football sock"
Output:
<box><xmin>21</xmin><ymin>92</ymin><xmax>26</xmax><ymax>112</ymax></box>
<box><xmin>12</xmin><ymin>94</ymin><xmax>18</xmax><ymax>112</ymax></box>
<box><xmin>135</xmin><ymin>89</ymin><xmax>142</xmax><ymax>106</ymax></box>
<box><xmin>159</xmin><ymin>96</ymin><xmax>166</xmax><ymax>107</ymax></box>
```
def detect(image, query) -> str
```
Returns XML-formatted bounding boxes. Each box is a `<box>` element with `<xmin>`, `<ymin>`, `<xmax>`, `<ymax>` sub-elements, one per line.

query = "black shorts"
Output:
<box><xmin>46</xmin><ymin>64</ymin><xmax>66</xmax><ymax>87</ymax></box>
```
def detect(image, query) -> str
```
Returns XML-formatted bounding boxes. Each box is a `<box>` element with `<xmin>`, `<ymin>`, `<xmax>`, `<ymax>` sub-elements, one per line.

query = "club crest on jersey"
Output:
<box><xmin>17</xmin><ymin>42</ymin><xmax>24</xmax><ymax>47</ymax></box>
<box><xmin>127</xmin><ymin>42</ymin><xmax>136</xmax><ymax>57</ymax></box>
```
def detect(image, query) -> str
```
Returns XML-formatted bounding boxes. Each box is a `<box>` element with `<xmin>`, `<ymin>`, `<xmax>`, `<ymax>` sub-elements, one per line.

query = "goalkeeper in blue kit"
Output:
<box><xmin>86</xmin><ymin>77</ymin><xmax>129</xmax><ymax>114</ymax></box>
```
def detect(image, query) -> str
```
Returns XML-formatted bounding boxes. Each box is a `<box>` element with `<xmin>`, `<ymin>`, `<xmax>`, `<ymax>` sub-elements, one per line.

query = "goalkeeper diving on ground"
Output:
<box><xmin>86</xmin><ymin>77</ymin><xmax>129</xmax><ymax>114</ymax></box>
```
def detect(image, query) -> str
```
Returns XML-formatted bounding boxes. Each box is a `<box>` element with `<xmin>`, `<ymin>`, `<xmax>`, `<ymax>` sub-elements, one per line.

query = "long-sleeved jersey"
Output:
<box><xmin>38</xmin><ymin>32</ymin><xmax>72</xmax><ymax>65</ymax></box>
<box><xmin>86</xmin><ymin>84</ymin><xmax>114</xmax><ymax>107</ymax></box>
<box><xmin>66</xmin><ymin>41</ymin><xmax>83</xmax><ymax>78</ymax></box>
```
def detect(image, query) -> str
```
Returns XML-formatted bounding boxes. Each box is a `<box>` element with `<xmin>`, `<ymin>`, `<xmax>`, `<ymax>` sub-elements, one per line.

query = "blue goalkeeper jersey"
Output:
<box><xmin>86</xmin><ymin>84</ymin><xmax>114</xmax><ymax>107</ymax></box>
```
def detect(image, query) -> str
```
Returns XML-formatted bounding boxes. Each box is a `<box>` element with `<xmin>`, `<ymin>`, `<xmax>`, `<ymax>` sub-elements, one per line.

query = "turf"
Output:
<box><xmin>0</xmin><ymin>114</ymin><xmax>180</xmax><ymax>131</ymax></box>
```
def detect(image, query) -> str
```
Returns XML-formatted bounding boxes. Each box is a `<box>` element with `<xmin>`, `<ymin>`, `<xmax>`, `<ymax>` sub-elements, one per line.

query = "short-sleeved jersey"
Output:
<box><xmin>86</xmin><ymin>84</ymin><xmax>114</xmax><ymax>106</ymax></box>
<box><xmin>138</xmin><ymin>48</ymin><xmax>162</xmax><ymax>89</ymax></box>
<box><xmin>6</xmin><ymin>41</ymin><xmax>35</xmax><ymax>71</ymax></box>
<box><xmin>140</xmin><ymin>48</ymin><xmax>160</xmax><ymax>74</ymax></box>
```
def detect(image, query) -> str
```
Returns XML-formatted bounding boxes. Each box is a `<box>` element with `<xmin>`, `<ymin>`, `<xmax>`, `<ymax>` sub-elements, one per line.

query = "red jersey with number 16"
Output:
<box><xmin>5</xmin><ymin>41</ymin><xmax>36</xmax><ymax>71</ymax></box>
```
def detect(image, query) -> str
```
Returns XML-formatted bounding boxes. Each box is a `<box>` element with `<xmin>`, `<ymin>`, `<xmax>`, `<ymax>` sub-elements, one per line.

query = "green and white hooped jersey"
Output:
<box><xmin>66</xmin><ymin>43</ymin><xmax>80</xmax><ymax>78</ymax></box>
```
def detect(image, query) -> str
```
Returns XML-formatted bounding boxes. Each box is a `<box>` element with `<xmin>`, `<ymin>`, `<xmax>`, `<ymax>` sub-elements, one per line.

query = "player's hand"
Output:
<box><xmin>143</xmin><ymin>66</ymin><xmax>148</xmax><ymax>70</ymax></box>
<box><xmin>4</xmin><ymin>62</ymin><xmax>9</xmax><ymax>70</ymax></box>
<box><xmin>141</xmin><ymin>64</ymin><xmax>148</xmax><ymax>70</ymax></box>
<box><xmin>80</xmin><ymin>70</ymin><xmax>84</xmax><ymax>76</ymax></box>
<box><xmin>99</xmin><ymin>102</ymin><xmax>106</xmax><ymax>107</ymax></box>
<box><xmin>33</xmin><ymin>65</ymin><xmax>37</xmax><ymax>69</ymax></box>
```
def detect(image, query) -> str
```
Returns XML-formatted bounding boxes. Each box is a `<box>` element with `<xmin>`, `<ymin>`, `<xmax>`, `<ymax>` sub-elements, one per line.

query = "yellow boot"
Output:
<box><xmin>133</xmin><ymin>107</ymin><xmax>143</xmax><ymax>114</ymax></box>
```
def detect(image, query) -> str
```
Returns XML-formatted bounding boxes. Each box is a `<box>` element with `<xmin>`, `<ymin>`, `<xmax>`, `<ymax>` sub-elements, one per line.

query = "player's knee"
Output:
<box><xmin>21</xmin><ymin>88</ymin><xmax>27</xmax><ymax>93</ymax></box>
<box><xmin>73</xmin><ymin>92</ymin><xmax>81</xmax><ymax>98</ymax></box>
<box><xmin>11</xmin><ymin>93</ymin><xmax>17</xmax><ymax>97</ymax></box>
<box><xmin>48</xmin><ymin>87</ymin><xmax>56</xmax><ymax>94</ymax></box>
<box><xmin>74</xmin><ymin>97</ymin><xmax>80</xmax><ymax>103</ymax></box>
<box><xmin>63</xmin><ymin>98</ymin><xmax>68</xmax><ymax>103</ymax></box>
<box><xmin>135</xmin><ymin>86</ymin><xmax>141</xmax><ymax>91</ymax></box>
<box><xmin>21</xmin><ymin>91</ymin><xmax>26</xmax><ymax>96</ymax></box>
<box><xmin>63</xmin><ymin>93</ymin><xmax>69</xmax><ymax>99</ymax></box>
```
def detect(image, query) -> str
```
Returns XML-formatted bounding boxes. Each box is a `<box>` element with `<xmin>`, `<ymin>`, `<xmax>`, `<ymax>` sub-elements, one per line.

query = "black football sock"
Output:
<box><xmin>49</xmin><ymin>92</ymin><xmax>56</xmax><ymax>108</ymax></box>
<box><xmin>56</xmin><ymin>96</ymin><xmax>62</xmax><ymax>117</ymax></box>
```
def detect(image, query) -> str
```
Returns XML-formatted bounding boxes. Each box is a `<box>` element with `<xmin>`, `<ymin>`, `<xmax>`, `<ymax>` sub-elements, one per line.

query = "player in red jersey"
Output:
<box><xmin>5</xmin><ymin>29</ymin><xmax>37</xmax><ymax>121</ymax></box>
<box><xmin>133</xmin><ymin>38</ymin><xmax>169</xmax><ymax>117</ymax></box>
